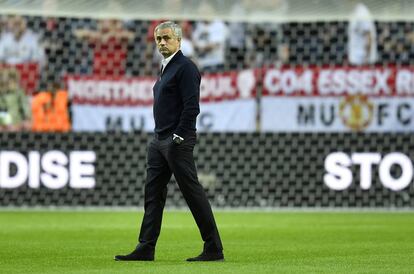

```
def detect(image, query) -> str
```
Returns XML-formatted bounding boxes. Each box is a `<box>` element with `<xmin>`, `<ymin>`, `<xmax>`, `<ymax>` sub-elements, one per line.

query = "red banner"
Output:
<box><xmin>66</xmin><ymin>69</ymin><xmax>258</xmax><ymax>106</ymax></box>
<box><xmin>66</xmin><ymin>65</ymin><xmax>414</xmax><ymax>106</ymax></box>
<box><xmin>262</xmin><ymin>66</ymin><xmax>414</xmax><ymax>97</ymax></box>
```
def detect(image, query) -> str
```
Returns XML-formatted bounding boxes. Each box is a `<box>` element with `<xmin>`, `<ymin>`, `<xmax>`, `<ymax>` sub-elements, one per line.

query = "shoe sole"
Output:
<box><xmin>186</xmin><ymin>258</ymin><xmax>225</xmax><ymax>262</ymax></box>
<box><xmin>114</xmin><ymin>257</ymin><xmax>154</xmax><ymax>261</ymax></box>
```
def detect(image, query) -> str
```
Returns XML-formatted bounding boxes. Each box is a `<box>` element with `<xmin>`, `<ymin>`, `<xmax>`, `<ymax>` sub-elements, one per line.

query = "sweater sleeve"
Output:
<box><xmin>174</xmin><ymin>62</ymin><xmax>201</xmax><ymax>138</ymax></box>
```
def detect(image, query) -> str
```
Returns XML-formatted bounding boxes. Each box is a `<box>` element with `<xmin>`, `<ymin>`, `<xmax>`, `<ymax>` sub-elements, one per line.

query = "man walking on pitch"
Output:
<box><xmin>115</xmin><ymin>21</ymin><xmax>224</xmax><ymax>262</ymax></box>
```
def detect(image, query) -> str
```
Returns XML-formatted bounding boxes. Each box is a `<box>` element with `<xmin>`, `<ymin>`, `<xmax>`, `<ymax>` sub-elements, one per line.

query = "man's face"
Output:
<box><xmin>9</xmin><ymin>16</ymin><xmax>26</xmax><ymax>37</ymax></box>
<box><xmin>98</xmin><ymin>19</ymin><xmax>120</xmax><ymax>33</ymax></box>
<box><xmin>154</xmin><ymin>27</ymin><xmax>180</xmax><ymax>58</ymax></box>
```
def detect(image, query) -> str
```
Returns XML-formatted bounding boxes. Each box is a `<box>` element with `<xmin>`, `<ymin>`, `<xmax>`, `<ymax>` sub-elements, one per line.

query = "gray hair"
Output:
<box><xmin>154</xmin><ymin>21</ymin><xmax>182</xmax><ymax>40</ymax></box>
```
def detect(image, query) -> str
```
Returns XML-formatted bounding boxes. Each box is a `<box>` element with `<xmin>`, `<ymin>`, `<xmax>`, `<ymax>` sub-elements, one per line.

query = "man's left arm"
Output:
<box><xmin>174</xmin><ymin>62</ymin><xmax>201</xmax><ymax>139</ymax></box>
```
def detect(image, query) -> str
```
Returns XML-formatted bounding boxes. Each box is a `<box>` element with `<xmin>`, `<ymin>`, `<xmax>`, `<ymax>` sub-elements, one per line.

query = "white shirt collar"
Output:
<box><xmin>161</xmin><ymin>50</ymin><xmax>179</xmax><ymax>72</ymax></box>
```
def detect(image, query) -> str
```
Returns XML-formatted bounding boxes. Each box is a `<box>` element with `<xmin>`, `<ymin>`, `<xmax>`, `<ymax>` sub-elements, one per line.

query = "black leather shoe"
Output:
<box><xmin>114</xmin><ymin>250</ymin><xmax>154</xmax><ymax>261</ymax></box>
<box><xmin>186</xmin><ymin>252</ymin><xmax>224</xmax><ymax>262</ymax></box>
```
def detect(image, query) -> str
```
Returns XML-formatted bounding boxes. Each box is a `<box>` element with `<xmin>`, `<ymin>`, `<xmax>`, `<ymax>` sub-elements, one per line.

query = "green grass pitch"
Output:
<box><xmin>1</xmin><ymin>210</ymin><xmax>414</xmax><ymax>273</ymax></box>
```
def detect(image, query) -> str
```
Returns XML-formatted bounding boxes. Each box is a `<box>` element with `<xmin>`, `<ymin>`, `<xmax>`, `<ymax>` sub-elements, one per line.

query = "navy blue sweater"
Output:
<box><xmin>153</xmin><ymin>50</ymin><xmax>201</xmax><ymax>139</ymax></box>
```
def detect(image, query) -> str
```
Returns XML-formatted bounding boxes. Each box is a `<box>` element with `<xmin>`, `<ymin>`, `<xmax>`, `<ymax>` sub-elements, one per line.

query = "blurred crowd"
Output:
<box><xmin>0</xmin><ymin>1</ymin><xmax>413</xmax><ymax>132</ymax></box>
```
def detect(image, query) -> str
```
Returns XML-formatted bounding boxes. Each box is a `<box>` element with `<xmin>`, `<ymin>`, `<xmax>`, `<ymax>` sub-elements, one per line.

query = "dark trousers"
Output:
<box><xmin>137</xmin><ymin>133</ymin><xmax>223</xmax><ymax>253</ymax></box>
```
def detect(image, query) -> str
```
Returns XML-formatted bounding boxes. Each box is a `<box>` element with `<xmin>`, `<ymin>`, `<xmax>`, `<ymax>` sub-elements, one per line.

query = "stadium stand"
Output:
<box><xmin>0</xmin><ymin>0</ymin><xmax>413</xmax><ymax>208</ymax></box>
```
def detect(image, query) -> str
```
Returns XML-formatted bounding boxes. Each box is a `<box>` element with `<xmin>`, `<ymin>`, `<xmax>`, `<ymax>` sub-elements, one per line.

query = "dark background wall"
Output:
<box><xmin>1</xmin><ymin>132</ymin><xmax>413</xmax><ymax>208</ymax></box>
